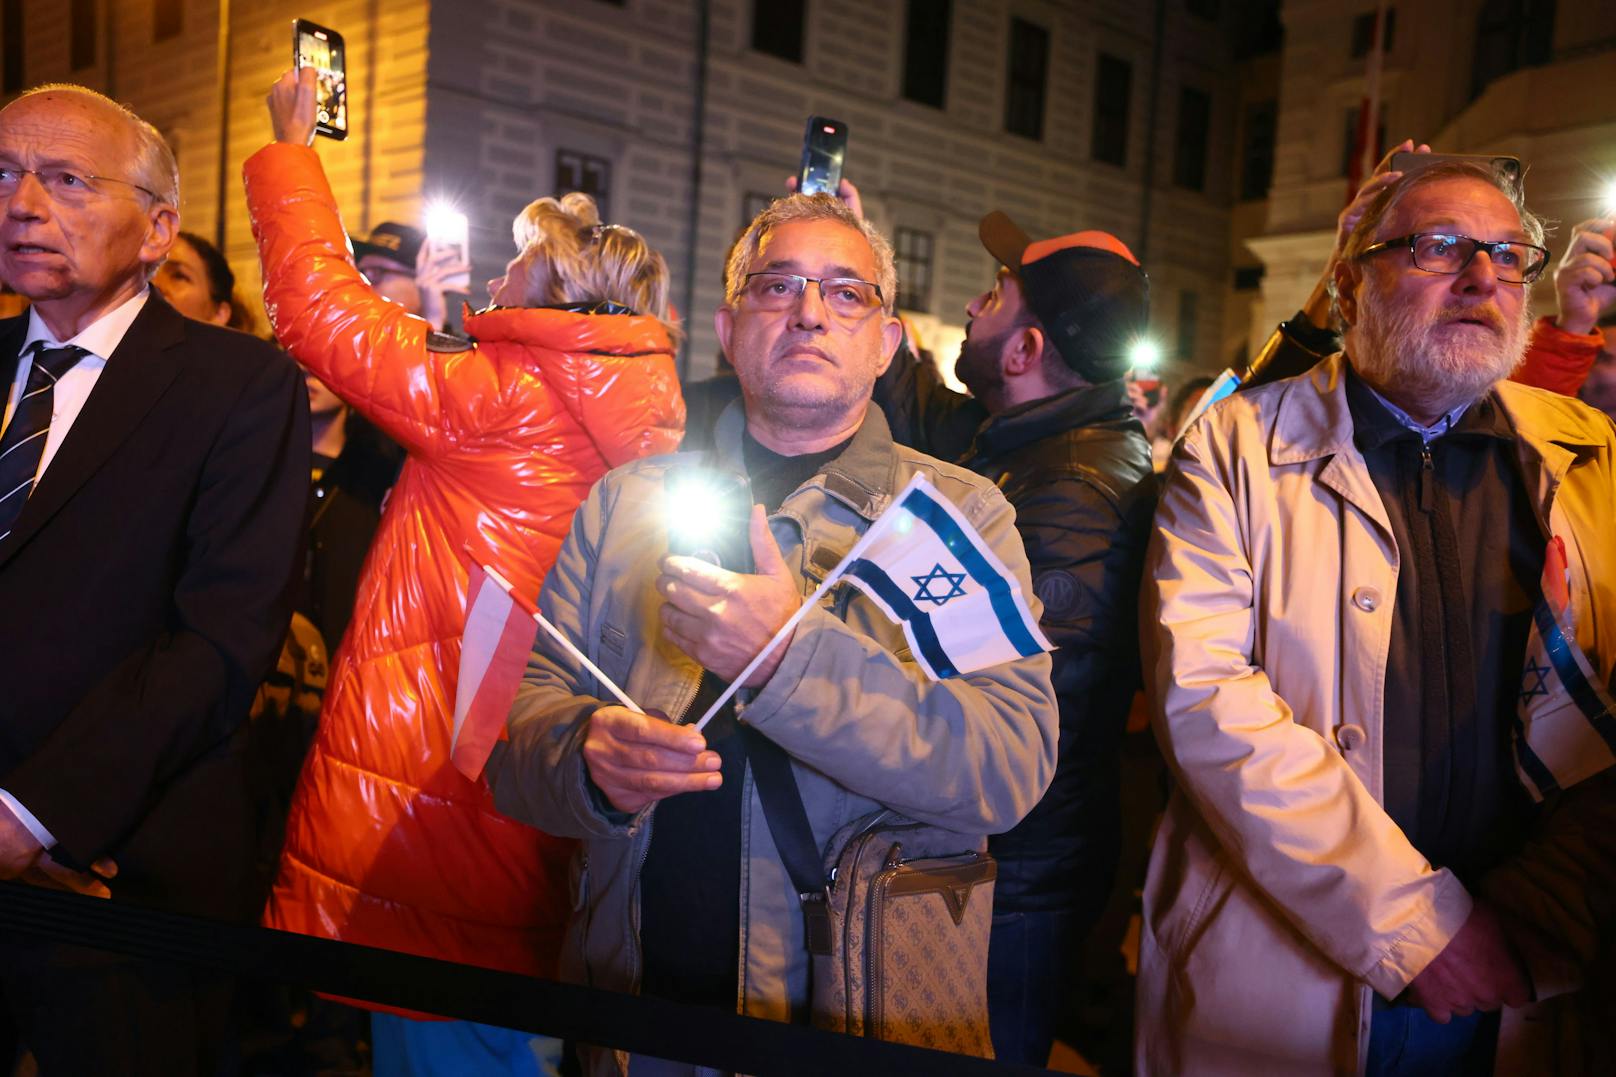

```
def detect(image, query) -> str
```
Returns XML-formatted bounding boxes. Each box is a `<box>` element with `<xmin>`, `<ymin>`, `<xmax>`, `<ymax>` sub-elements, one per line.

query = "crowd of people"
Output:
<box><xmin>0</xmin><ymin>63</ymin><xmax>1614</xmax><ymax>1077</ymax></box>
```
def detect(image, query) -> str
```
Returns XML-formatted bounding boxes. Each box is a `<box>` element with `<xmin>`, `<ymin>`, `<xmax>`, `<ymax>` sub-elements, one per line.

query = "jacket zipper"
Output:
<box><xmin>1419</xmin><ymin>444</ymin><xmax>1435</xmax><ymax>512</ymax></box>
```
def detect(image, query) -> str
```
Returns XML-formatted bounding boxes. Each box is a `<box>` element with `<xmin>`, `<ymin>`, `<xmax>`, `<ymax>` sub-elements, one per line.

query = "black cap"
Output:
<box><xmin>351</xmin><ymin>221</ymin><xmax>426</xmax><ymax>270</ymax></box>
<box><xmin>978</xmin><ymin>211</ymin><xmax>1149</xmax><ymax>383</ymax></box>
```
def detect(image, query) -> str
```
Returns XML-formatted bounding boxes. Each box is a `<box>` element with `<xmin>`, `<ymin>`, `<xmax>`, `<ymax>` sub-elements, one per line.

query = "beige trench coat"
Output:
<box><xmin>1137</xmin><ymin>353</ymin><xmax>1616</xmax><ymax>1076</ymax></box>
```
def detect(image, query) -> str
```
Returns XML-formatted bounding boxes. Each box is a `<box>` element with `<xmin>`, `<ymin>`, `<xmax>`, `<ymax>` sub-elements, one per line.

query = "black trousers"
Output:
<box><xmin>1</xmin><ymin>933</ymin><xmax>236</xmax><ymax>1077</ymax></box>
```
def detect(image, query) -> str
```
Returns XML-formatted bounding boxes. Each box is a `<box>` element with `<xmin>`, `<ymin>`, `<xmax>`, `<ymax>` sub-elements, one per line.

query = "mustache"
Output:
<box><xmin>772</xmin><ymin>336</ymin><xmax>833</xmax><ymax>361</ymax></box>
<box><xmin>1432</xmin><ymin>304</ymin><xmax>1507</xmax><ymax>333</ymax></box>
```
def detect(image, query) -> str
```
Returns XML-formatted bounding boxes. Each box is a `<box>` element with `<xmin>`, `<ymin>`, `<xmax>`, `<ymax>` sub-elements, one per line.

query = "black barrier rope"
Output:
<box><xmin>0</xmin><ymin>882</ymin><xmax>1057</xmax><ymax>1076</ymax></box>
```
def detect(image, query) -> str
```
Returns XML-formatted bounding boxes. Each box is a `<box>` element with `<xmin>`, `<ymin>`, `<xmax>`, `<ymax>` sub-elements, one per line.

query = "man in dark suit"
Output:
<box><xmin>0</xmin><ymin>86</ymin><xmax>309</xmax><ymax>1074</ymax></box>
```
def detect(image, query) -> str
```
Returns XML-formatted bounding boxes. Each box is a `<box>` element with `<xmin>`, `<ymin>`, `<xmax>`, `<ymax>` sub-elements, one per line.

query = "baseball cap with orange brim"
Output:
<box><xmin>979</xmin><ymin>210</ymin><xmax>1149</xmax><ymax>383</ymax></box>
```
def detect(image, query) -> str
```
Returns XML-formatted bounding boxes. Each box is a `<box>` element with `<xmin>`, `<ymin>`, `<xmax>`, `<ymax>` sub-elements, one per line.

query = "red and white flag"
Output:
<box><xmin>451</xmin><ymin>564</ymin><xmax>539</xmax><ymax>780</ymax></box>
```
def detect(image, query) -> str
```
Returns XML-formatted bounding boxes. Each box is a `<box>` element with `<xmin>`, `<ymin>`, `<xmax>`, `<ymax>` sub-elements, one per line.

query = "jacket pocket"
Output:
<box><xmin>596</xmin><ymin>623</ymin><xmax>630</xmax><ymax>689</ymax></box>
<box><xmin>1148</xmin><ymin>810</ymin><xmax>1234</xmax><ymax>968</ymax></box>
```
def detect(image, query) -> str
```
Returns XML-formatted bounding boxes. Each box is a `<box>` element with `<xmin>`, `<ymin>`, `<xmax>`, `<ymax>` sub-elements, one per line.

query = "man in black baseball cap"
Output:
<box><xmin>351</xmin><ymin>221</ymin><xmax>427</xmax><ymax>314</ymax></box>
<box><xmin>949</xmin><ymin>210</ymin><xmax>1155</xmax><ymax>1066</ymax></box>
<box><xmin>959</xmin><ymin>210</ymin><xmax>1149</xmax><ymax>405</ymax></box>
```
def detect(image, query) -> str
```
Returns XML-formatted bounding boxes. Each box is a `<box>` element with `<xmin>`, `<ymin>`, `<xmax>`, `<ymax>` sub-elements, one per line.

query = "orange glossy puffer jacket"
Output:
<box><xmin>243</xmin><ymin>143</ymin><xmax>685</xmax><ymax>980</ymax></box>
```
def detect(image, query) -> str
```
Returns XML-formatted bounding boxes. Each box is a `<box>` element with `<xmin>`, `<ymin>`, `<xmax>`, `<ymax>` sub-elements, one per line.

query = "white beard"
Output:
<box><xmin>1350</xmin><ymin>287</ymin><xmax>1533</xmax><ymax>418</ymax></box>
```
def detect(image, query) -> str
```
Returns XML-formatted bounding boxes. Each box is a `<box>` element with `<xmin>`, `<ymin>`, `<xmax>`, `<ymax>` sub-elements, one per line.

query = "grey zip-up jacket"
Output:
<box><xmin>487</xmin><ymin>403</ymin><xmax>1058</xmax><ymax>1074</ymax></box>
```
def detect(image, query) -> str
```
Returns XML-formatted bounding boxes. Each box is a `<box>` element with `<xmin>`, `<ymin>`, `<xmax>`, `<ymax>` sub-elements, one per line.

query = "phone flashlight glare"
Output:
<box><xmin>425</xmin><ymin>202</ymin><xmax>468</xmax><ymax>242</ymax></box>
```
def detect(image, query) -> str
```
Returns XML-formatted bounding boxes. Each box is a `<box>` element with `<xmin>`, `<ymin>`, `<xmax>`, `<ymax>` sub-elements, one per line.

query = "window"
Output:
<box><xmin>1173</xmin><ymin>87</ymin><xmax>1211</xmax><ymax>191</ymax></box>
<box><xmin>1340</xmin><ymin>106</ymin><xmax>1386</xmax><ymax>177</ymax></box>
<box><xmin>1004</xmin><ymin>18</ymin><xmax>1049</xmax><ymax>140</ymax></box>
<box><xmin>555</xmin><ymin>150</ymin><xmax>612</xmax><ymax>221</ymax></box>
<box><xmin>70</xmin><ymin>0</ymin><xmax>95</xmax><ymax>70</ymax></box>
<box><xmin>1471</xmin><ymin>0</ymin><xmax>1555</xmax><ymax>100</ymax></box>
<box><xmin>741</xmin><ymin>190</ymin><xmax>774</xmax><ymax>227</ymax></box>
<box><xmin>2</xmin><ymin>0</ymin><xmax>22</xmax><ymax>94</ymax></box>
<box><xmin>1177</xmin><ymin>290</ymin><xmax>1199</xmax><ymax>361</ymax></box>
<box><xmin>154</xmin><ymin>0</ymin><xmax>181</xmax><ymax>41</ymax></box>
<box><xmin>1240</xmin><ymin>100</ymin><xmax>1276</xmax><ymax>200</ymax></box>
<box><xmin>894</xmin><ymin>227</ymin><xmax>935</xmax><ymax>313</ymax></box>
<box><xmin>1233</xmin><ymin>265</ymin><xmax>1265</xmax><ymax>291</ymax></box>
<box><xmin>1091</xmin><ymin>53</ymin><xmax>1132</xmax><ymax>166</ymax></box>
<box><xmin>902</xmin><ymin>0</ymin><xmax>951</xmax><ymax>108</ymax></box>
<box><xmin>1350</xmin><ymin>8</ymin><xmax>1395</xmax><ymax>58</ymax></box>
<box><xmin>752</xmin><ymin>0</ymin><xmax>805</xmax><ymax>63</ymax></box>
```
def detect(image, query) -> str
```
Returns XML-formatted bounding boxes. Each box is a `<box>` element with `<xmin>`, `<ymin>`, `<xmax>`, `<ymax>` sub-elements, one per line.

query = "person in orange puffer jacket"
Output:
<box><xmin>246</xmin><ymin>69</ymin><xmax>685</xmax><ymax>1076</ymax></box>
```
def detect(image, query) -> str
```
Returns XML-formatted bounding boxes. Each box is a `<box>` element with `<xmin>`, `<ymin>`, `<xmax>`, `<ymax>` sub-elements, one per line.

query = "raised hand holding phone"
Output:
<box><xmin>267</xmin><ymin>67</ymin><xmax>320</xmax><ymax>147</ymax></box>
<box><xmin>1552</xmin><ymin>218</ymin><xmax>1616</xmax><ymax>336</ymax></box>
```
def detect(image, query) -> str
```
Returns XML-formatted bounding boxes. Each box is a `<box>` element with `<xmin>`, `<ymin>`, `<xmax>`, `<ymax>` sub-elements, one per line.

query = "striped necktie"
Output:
<box><xmin>0</xmin><ymin>342</ymin><xmax>89</xmax><ymax>539</ymax></box>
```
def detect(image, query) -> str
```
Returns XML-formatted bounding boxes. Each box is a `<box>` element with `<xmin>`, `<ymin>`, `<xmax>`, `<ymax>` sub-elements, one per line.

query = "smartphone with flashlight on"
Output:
<box><xmin>293</xmin><ymin>19</ymin><xmax>347</xmax><ymax>141</ymax></box>
<box><xmin>423</xmin><ymin>203</ymin><xmax>471</xmax><ymax>293</ymax></box>
<box><xmin>798</xmin><ymin>116</ymin><xmax>848</xmax><ymax>197</ymax></box>
<box><xmin>663</xmin><ymin>466</ymin><xmax>755</xmax><ymax>574</ymax></box>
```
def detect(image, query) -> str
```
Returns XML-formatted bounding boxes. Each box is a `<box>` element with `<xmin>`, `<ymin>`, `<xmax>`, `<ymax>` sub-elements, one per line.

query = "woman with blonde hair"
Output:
<box><xmin>244</xmin><ymin>68</ymin><xmax>685</xmax><ymax>1076</ymax></box>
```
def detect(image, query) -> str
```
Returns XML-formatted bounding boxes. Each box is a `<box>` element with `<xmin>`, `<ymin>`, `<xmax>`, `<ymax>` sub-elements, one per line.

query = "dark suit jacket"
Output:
<box><xmin>0</xmin><ymin>293</ymin><xmax>310</xmax><ymax>922</ymax></box>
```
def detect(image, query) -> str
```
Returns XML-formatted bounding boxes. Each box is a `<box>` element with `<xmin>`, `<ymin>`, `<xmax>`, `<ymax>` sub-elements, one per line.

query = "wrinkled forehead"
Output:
<box><xmin>0</xmin><ymin>91</ymin><xmax>139</xmax><ymax>165</ymax></box>
<box><xmin>755</xmin><ymin>219</ymin><xmax>878</xmax><ymax>280</ymax></box>
<box><xmin>1379</xmin><ymin>176</ymin><xmax>1527</xmax><ymax>243</ymax></box>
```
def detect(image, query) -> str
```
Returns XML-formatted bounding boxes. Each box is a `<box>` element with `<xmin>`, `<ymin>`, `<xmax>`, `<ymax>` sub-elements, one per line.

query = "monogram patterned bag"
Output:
<box><xmin>741</xmin><ymin>727</ymin><xmax>997</xmax><ymax>1058</ymax></box>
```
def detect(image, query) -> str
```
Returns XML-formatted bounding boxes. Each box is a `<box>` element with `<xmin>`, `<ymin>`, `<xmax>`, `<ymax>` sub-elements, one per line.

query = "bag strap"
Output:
<box><xmin>740</xmin><ymin>724</ymin><xmax>837</xmax><ymax>956</ymax></box>
<box><xmin>739</xmin><ymin>724</ymin><xmax>822</xmax><ymax>896</ymax></box>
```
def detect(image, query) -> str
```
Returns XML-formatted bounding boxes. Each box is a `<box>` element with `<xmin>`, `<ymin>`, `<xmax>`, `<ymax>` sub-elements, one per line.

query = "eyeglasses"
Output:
<box><xmin>740</xmin><ymin>271</ymin><xmax>884</xmax><ymax>320</ymax></box>
<box><xmin>1357</xmin><ymin>232</ymin><xmax>1550</xmax><ymax>284</ymax></box>
<box><xmin>0</xmin><ymin>165</ymin><xmax>160</xmax><ymax>205</ymax></box>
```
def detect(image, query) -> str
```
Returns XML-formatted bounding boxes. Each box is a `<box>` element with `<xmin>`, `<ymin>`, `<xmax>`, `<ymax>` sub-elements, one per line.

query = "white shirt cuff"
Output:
<box><xmin>0</xmin><ymin>788</ymin><xmax>56</xmax><ymax>849</ymax></box>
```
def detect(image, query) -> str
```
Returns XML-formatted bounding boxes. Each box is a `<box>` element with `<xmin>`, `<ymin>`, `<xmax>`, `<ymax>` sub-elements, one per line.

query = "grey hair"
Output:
<box><xmin>1332</xmin><ymin>160</ymin><xmax>1546</xmax><ymax>324</ymax></box>
<box><xmin>15</xmin><ymin>83</ymin><xmax>180</xmax><ymax>208</ymax></box>
<box><xmin>724</xmin><ymin>193</ymin><xmax>898</xmax><ymax>314</ymax></box>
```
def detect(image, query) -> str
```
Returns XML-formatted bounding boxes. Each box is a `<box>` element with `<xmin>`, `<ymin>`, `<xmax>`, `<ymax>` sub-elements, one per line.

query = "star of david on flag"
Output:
<box><xmin>836</xmin><ymin>473</ymin><xmax>1053</xmax><ymax>681</ymax></box>
<box><xmin>911</xmin><ymin>564</ymin><xmax>968</xmax><ymax>606</ymax></box>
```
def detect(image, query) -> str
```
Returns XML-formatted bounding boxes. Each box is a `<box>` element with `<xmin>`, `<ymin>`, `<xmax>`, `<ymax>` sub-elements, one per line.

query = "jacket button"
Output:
<box><xmin>1336</xmin><ymin>723</ymin><xmax>1367</xmax><ymax>751</ymax></box>
<box><xmin>1351</xmin><ymin>586</ymin><xmax>1381</xmax><ymax>612</ymax></box>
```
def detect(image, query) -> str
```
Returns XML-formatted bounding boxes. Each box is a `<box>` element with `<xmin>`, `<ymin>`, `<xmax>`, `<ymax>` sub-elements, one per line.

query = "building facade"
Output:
<box><xmin>1249</xmin><ymin>0</ymin><xmax>1616</xmax><ymax>355</ymax></box>
<box><xmin>2</xmin><ymin>0</ymin><xmax>1270</xmax><ymax>380</ymax></box>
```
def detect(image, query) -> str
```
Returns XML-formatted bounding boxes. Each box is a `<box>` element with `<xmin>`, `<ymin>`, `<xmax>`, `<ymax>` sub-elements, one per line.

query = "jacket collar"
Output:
<box><xmin>968</xmin><ymin>379</ymin><xmax>1138</xmax><ymax>460</ymax></box>
<box><xmin>712</xmin><ymin>398</ymin><xmax>898</xmax><ymax>522</ymax></box>
<box><xmin>0</xmin><ymin>293</ymin><xmax>186</xmax><ymax>566</ymax></box>
<box><xmin>1269</xmin><ymin>351</ymin><xmax>1606</xmax><ymax>534</ymax></box>
<box><xmin>1268</xmin><ymin>352</ymin><xmax>1360</xmax><ymax>466</ymax></box>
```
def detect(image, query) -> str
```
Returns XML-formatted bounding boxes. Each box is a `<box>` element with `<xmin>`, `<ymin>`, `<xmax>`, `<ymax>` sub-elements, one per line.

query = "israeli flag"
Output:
<box><xmin>834</xmin><ymin>473</ymin><xmax>1053</xmax><ymax>680</ymax></box>
<box><xmin>1513</xmin><ymin>535</ymin><xmax>1616</xmax><ymax>801</ymax></box>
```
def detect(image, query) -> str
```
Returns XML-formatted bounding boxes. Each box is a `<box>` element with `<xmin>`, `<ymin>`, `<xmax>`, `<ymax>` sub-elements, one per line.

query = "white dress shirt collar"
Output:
<box><xmin>22</xmin><ymin>287</ymin><xmax>151</xmax><ymax>361</ymax></box>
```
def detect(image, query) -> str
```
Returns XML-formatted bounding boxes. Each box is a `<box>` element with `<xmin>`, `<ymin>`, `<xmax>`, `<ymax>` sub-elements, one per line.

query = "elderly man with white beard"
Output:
<box><xmin>1135</xmin><ymin>159</ymin><xmax>1616</xmax><ymax>1077</ymax></box>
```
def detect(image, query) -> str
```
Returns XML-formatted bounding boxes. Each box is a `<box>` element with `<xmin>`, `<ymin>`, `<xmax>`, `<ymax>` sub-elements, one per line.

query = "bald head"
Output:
<box><xmin>0</xmin><ymin>82</ymin><xmax>181</xmax><ymax>338</ymax></box>
<box><xmin>7</xmin><ymin>85</ymin><xmax>179</xmax><ymax>208</ymax></box>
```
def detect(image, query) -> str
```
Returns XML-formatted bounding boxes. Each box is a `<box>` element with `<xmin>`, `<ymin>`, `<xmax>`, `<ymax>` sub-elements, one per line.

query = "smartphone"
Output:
<box><xmin>424</xmin><ymin>205</ymin><xmax>471</xmax><ymax>293</ymax></box>
<box><xmin>293</xmin><ymin>19</ymin><xmax>347</xmax><ymax>141</ymax></box>
<box><xmin>1389</xmin><ymin>151</ymin><xmax>1521</xmax><ymax>186</ymax></box>
<box><xmin>663</xmin><ymin>467</ymin><xmax>754</xmax><ymax>574</ymax></box>
<box><xmin>798</xmin><ymin>116</ymin><xmax>848</xmax><ymax>197</ymax></box>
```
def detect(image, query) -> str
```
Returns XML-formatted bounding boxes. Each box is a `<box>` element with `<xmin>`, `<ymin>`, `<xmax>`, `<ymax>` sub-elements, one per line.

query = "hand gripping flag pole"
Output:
<box><xmin>695</xmin><ymin>473</ymin><xmax>1052</xmax><ymax>731</ymax></box>
<box><xmin>452</xmin><ymin>563</ymin><xmax>642</xmax><ymax>779</ymax></box>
